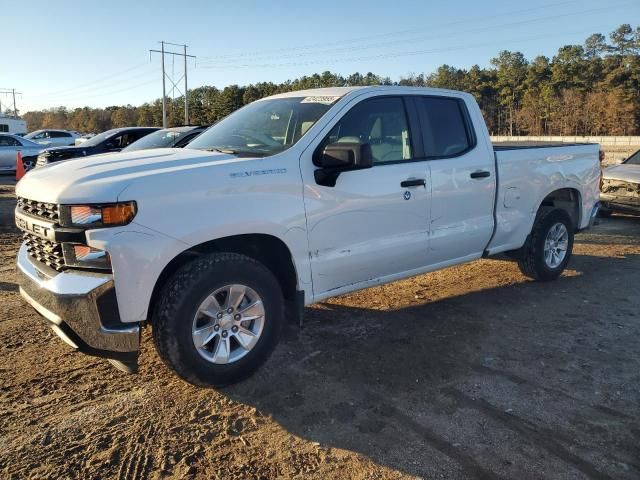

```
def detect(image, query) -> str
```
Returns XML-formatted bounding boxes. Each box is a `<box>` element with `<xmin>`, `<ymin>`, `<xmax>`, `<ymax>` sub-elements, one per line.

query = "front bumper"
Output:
<box><xmin>16</xmin><ymin>243</ymin><xmax>140</xmax><ymax>367</ymax></box>
<box><xmin>600</xmin><ymin>193</ymin><xmax>640</xmax><ymax>214</ymax></box>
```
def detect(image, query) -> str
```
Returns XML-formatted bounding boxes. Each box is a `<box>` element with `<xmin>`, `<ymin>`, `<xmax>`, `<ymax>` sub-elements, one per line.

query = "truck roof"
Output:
<box><xmin>265</xmin><ymin>85</ymin><xmax>471</xmax><ymax>101</ymax></box>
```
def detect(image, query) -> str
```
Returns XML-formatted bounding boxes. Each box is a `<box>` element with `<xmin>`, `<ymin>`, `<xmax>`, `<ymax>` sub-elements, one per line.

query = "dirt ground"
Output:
<box><xmin>0</xmin><ymin>175</ymin><xmax>638</xmax><ymax>480</ymax></box>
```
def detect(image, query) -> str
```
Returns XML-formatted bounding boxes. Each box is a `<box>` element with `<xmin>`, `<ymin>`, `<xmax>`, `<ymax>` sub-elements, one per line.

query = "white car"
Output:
<box><xmin>14</xmin><ymin>86</ymin><xmax>601</xmax><ymax>385</ymax></box>
<box><xmin>0</xmin><ymin>134</ymin><xmax>44</xmax><ymax>172</ymax></box>
<box><xmin>600</xmin><ymin>148</ymin><xmax>640</xmax><ymax>216</ymax></box>
<box><xmin>24</xmin><ymin>129</ymin><xmax>80</xmax><ymax>147</ymax></box>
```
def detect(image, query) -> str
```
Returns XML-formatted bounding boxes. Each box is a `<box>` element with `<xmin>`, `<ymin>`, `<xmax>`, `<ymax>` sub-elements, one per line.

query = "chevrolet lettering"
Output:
<box><xmin>15</xmin><ymin>212</ymin><xmax>55</xmax><ymax>241</ymax></box>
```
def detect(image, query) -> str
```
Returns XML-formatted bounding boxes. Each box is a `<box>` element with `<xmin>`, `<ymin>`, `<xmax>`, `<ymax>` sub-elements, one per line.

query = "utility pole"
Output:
<box><xmin>150</xmin><ymin>42</ymin><xmax>195</xmax><ymax>128</ymax></box>
<box><xmin>160</xmin><ymin>41</ymin><xmax>167</xmax><ymax>128</ymax></box>
<box><xmin>12</xmin><ymin>89</ymin><xmax>17</xmax><ymax>117</ymax></box>
<box><xmin>0</xmin><ymin>88</ymin><xmax>22</xmax><ymax>117</ymax></box>
<box><xmin>184</xmin><ymin>45</ymin><xmax>189</xmax><ymax>126</ymax></box>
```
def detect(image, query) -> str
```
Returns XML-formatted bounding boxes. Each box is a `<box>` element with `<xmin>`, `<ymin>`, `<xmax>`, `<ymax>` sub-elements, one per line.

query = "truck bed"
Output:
<box><xmin>487</xmin><ymin>142</ymin><xmax>601</xmax><ymax>255</ymax></box>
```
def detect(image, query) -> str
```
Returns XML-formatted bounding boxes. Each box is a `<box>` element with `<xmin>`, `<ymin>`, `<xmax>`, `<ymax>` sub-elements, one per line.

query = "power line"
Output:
<box><xmin>35</xmin><ymin>69</ymin><xmax>158</xmax><ymax>100</ymax></box>
<box><xmin>198</xmin><ymin>0</ymin><xmax>599</xmax><ymax>62</ymax></box>
<box><xmin>199</xmin><ymin>2</ymin><xmax>631</xmax><ymax>68</ymax></box>
<box><xmin>199</xmin><ymin>23</ymin><xmax>620</xmax><ymax>71</ymax></box>
<box><xmin>150</xmin><ymin>41</ymin><xmax>196</xmax><ymax>127</ymax></box>
<box><xmin>29</xmin><ymin>63</ymin><xmax>151</xmax><ymax>98</ymax></box>
<box><xmin>0</xmin><ymin>89</ymin><xmax>21</xmax><ymax>117</ymax></box>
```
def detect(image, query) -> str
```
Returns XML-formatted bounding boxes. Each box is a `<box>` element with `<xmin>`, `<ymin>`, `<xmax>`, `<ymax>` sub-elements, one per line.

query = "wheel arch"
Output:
<box><xmin>148</xmin><ymin>233</ymin><xmax>300</xmax><ymax>323</ymax></box>
<box><xmin>536</xmin><ymin>187</ymin><xmax>582</xmax><ymax>230</ymax></box>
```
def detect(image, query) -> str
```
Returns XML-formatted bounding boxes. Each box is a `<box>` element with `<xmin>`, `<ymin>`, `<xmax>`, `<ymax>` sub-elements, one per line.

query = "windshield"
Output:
<box><xmin>80</xmin><ymin>129</ymin><xmax>117</xmax><ymax>148</ymax></box>
<box><xmin>187</xmin><ymin>96</ymin><xmax>336</xmax><ymax>156</ymax></box>
<box><xmin>123</xmin><ymin>129</ymin><xmax>191</xmax><ymax>152</ymax></box>
<box><xmin>625</xmin><ymin>149</ymin><xmax>640</xmax><ymax>165</ymax></box>
<box><xmin>23</xmin><ymin>130</ymin><xmax>43</xmax><ymax>139</ymax></box>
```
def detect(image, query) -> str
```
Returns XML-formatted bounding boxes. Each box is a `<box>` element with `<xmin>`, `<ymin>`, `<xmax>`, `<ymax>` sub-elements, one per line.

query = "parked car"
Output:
<box><xmin>75</xmin><ymin>133</ymin><xmax>96</xmax><ymax>146</ymax></box>
<box><xmin>121</xmin><ymin>126</ymin><xmax>207</xmax><ymax>152</ymax></box>
<box><xmin>600</xmin><ymin>148</ymin><xmax>640</xmax><ymax>216</ymax></box>
<box><xmin>34</xmin><ymin>127</ymin><xmax>160</xmax><ymax>167</ymax></box>
<box><xmin>14</xmin><ymin>86</ymin><xmax>601</xmax><ymax>384</ymax></box>
<box><xmin>24</xmin><ymin>129</ymin><xmax>80</xmax><ymax>147</ymax></box>
<box><xmin>0</xmin><ymin>134</ymin><xmax>44</xmax><ymax>172</ymax></box>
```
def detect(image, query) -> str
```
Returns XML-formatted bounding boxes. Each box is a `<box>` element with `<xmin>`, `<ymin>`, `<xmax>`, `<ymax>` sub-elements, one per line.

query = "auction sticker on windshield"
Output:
<box><xmin>301</xmin><ymin>96</ymin><xmax>340</xmax><ymax>105</ymax></box>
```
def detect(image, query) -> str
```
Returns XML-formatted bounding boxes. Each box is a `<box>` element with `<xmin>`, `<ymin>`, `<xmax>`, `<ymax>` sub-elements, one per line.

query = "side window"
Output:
<box><xmin>625</xmin><ymin>150</ymin><xmax>640</xmax><ymax>165</ymax></box>
<box><xmin>418</xmin><ymin>97</ymin><xmax>472</xmax><ymax>157</ymax></box>
<box><xmin>323</xmin><ymin>97</ymin><xmax>412</xmax><ymax>164</ymax></box>
<box><xmin>104</xmin><ymin>135</ymin><xmax>122</xmax><ymax>149</ymax></box>
<box><xmin>0</xmin><ymin>135</ymin><xmax>20</xmax><ymax>146</ymax></box>
<box><xmin>0</xmin><ymin>125</ymin><xmax>8</xmax><ymax>133</ymax></box>
<box><xmin>128</xmin><ymin>131</ymin><xmax>149</xmax><ymax>144</ymax></box>
<box><xmin>50</xmin><ymin>131</ymin><xmax>71</xmax><ymax>138</ymax></box>
<box><xmin>32</xmin><ymin>132</ymin><xmax>46</xmax><ymax>139</ymax></box>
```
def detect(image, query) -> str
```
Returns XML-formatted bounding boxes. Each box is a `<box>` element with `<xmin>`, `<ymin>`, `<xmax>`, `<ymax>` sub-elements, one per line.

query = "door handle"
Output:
<box><xmin>400</xmin><ymin>178</ymin><xmax>426</xmax><ymax>188</ymax></box>
<box><xmin>470</xmin><ymin>170</ymin><xmax>491</xmax><ymax>179</ymax></box>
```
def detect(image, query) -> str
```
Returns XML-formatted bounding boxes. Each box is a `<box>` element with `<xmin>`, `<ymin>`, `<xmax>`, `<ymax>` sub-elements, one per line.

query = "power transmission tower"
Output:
<box><xmin>0</xmin><ymin>88</ymin><xmax>21</xmax><ymax>117</ymax></box>
<box><xmin>149</xmin><ymin>41</ymin><xmax>196</xmax><ymax>127</ymax></box>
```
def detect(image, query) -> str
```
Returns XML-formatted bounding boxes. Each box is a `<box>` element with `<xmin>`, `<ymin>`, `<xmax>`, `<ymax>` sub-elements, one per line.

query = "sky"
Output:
<box><xmin>2</xmin><ymin>0</ymin><xmax>639</xmax><ymax>114</ymax></box>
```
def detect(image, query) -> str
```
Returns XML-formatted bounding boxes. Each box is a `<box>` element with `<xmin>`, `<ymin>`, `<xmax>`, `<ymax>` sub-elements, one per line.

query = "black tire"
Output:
<box><xmin>152</xmin><ymin>252</ymin><xmax>284</xmax><ymax>387</ymax></box>
<box><xmin>517</xmin><ymin>207</ymin><xmax>574</xmax><ymax>282</ymax></box>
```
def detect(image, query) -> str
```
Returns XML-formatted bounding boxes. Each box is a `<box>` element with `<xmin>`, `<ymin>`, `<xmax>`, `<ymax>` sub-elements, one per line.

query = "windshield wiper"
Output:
<box><xmin>203</xmin><ymin>147</ymin><xmax>240</xmax><ymax>154</ymax></box>
<box><xmin>202</xmin><ymin>147</ymin><xmax>269</xmax><ymax>158</ymax></box>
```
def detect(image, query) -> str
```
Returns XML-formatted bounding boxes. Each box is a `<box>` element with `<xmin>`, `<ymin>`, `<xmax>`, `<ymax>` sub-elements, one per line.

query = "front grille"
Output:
<box><xmin>36</xmin><ymin>155</ymin><xmax>48</xmax><ymax>168</ymax></box>
<box><xmin>23</xmin><ymin>232</ymin><xmax>65</xmax><ymax>272</ymax></box>
<box><xmin>17</xmin><ymin>197</ymin><xmax>59</xmax><ymax>222</ymax></box>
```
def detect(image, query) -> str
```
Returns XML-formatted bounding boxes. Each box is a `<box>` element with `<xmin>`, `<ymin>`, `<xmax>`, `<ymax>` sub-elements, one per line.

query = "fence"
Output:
<box><xmin>490</xmin><ymin>136</ymin><xmax>640</xmax><ymax>165</ymax></box>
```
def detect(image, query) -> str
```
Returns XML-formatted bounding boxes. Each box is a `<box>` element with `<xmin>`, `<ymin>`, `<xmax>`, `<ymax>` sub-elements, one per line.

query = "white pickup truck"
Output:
<box><xmin>15</xmin><ymin>86</ymin><xmax>601</xmax><ymax>386</ymax></box>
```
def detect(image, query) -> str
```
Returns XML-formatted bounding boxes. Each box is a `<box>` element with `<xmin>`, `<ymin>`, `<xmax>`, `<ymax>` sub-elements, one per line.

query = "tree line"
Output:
<box><xmin>23</xmin><ymin>24</ymin><xmax>640</xmax><ymax>136</ymax></box>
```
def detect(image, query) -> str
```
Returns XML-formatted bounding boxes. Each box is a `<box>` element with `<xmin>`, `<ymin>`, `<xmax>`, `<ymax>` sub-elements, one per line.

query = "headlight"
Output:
<box><xmin>62</xmin><ymin>244</ymin><xmax>111</xmax><ymax>270</ymax></box>
<box><xmin>61</xmin><ymin>201</ymin><xmax>137</xmax><ymax>228</ymax></box>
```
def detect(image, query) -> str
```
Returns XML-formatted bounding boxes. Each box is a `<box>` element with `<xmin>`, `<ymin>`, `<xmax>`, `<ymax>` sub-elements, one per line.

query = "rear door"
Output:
<box><xmin>301</xmin><ymin>95</ymin><xmax>432</xmax><ymax>297</ymax></box>
<box><xmin>49</xmin><ymin>131</ymin><xmax>73</xmax><ymax>146</ymax></box>
<box><xmin>413</xmin><ymin>95</ymin><xmax>496</xmax><ymax>265</ymax></box>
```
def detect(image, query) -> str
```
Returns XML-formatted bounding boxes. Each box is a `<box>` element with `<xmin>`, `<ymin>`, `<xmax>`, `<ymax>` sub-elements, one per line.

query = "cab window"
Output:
<box><xmin>323</xmin><ymin>97</ymin><xmax>412</xmax><ymax>164</ymax></box>
<box><xmin>417</xmin><ymin>97</ymin><xmax>473</xmax><ymax>157</ymax></box>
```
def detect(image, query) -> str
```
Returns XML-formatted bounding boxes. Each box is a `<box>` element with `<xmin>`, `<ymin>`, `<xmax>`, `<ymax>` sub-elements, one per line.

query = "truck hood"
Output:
<box><xmin>603</xmin><ymin>164</ymin><xmax>640</xmax><ymax>184</ymax></box>
<box><xmin>15</xmin><ymin>148</ymin><xmax>242</xmax><ymax>204</ymax></box>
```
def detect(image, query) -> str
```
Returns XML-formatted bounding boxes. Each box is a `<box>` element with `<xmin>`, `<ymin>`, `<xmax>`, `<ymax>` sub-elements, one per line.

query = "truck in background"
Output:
<box><xmin>0</xmin><ymin>116</ymin><xmax>27</xmax><ymax>136</ymax></box>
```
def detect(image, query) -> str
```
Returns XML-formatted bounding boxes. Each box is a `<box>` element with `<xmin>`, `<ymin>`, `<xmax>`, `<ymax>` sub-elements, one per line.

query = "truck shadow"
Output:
<box><xmin>220</xmin><ymin>250</ymin><xmax>640</xmax><ymax>478</ymax></box>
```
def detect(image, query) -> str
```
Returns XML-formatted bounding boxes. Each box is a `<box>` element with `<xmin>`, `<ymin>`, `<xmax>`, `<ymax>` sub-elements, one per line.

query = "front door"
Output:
<box><xmin>300</xmin><ymin>95</ymin><xmax>431</xmax><ymax>297</ymax></box>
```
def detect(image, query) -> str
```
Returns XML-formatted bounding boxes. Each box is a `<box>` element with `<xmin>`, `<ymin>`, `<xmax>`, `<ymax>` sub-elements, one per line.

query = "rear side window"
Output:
<box><xmin>50</xmin><ymin>131</ymin><xmax>71</xmax><ymax>138</ymax></box>
<box><xmin>418</xmin><ymin>97</ymin><xmax>473</xmax><ymax>158</ymax></box>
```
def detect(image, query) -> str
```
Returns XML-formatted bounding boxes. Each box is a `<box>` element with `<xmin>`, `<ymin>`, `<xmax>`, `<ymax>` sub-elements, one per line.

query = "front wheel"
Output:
<box><xmin>152</xmin><ymin>252</ymin><xmax>284</xmax><ymax>387</ymax></box>
<box><xmin>517</xmin><ymin>208</ymin><xmax>575</xmax><ymax>281</ymax></box>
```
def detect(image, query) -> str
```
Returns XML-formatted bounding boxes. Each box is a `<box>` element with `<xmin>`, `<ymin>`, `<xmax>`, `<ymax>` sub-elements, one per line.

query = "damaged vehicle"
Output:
<box><xmin>14</xmin><ymin>86</ymin><xmax>601</xmax><ymax>387</ymax></box>
<box><xmin>600</xmin><ymin>148</ymin><xmax>640</xmax><ymax>216</ymax></box>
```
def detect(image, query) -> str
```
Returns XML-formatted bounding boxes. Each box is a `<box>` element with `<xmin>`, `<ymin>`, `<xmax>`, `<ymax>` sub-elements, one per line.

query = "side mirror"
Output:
<box><xmin>313</xmin><ymin>142</ymin><xmax>373</xmax><ymax>187</ymax></box>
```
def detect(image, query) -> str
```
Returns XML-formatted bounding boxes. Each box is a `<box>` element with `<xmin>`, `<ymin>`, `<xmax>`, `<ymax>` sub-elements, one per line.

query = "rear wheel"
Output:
<box><xmin>152</xmin><ymin>252</ymin><xmax>284</xmax><ymax>387</ymax></box>
<box><xmin>517</xmin><ymin>208</ymin><xmax>574</xmax><ymax>281</ymax></box>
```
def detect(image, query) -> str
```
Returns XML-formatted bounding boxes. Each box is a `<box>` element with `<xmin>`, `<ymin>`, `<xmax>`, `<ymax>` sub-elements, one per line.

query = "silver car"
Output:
<box><xmin>600</xmin><ymin>148</ymin><xmax>640</xmax><ymax>216</ymax></box>
<box><xmin>0</xmin><ymin>134</ymin><xmax>45</xmax><ymax>173</ymax></box>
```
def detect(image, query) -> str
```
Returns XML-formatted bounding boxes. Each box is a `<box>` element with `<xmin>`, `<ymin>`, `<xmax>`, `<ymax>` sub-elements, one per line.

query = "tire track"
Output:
<box><xmin>117</xmin><ymin>420</ymin><xmax>156</xmax><ymax>480</ymax></box>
